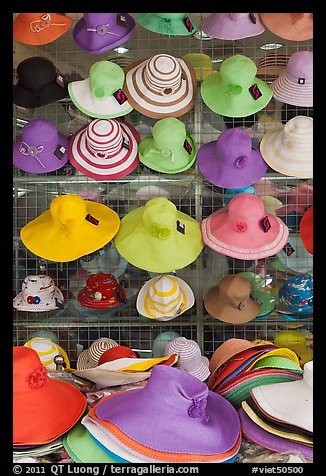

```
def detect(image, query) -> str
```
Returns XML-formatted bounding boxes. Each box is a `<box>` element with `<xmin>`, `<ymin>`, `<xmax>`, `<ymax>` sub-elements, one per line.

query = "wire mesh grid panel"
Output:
<box><xmin>13</xmin><ymin>13</ymin><xmax>313</xmax><ymax>369</ymax></box>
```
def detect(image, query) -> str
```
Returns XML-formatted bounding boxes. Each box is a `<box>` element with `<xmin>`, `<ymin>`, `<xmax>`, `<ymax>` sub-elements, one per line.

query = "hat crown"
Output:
<box><xmin>21</xmin><ymin>274</ymin><xmax>56</xmax><ymax>301</ymax></box>
<box><xmin>287</xmin><ymin>51</ymin><xmax>313</xmax><ymax>81</ymax></box>
<box><xmin>218</xmin><ymin>275</ymin><xmax>252</xmax><ymax>306</ymax></box>
<box><xmin>142</xmin><ymin>197</ymin><xmax>177</xmax><ymax>239</ymax></box>
<box><xmin>89</xmin><ymin>60</ymin><xmax>124</xmax><ymax>99</ymax></box>
<box><xmin>83</xmin><ymin>13</ymin><xmax>118</xmax><ymax>25</ymax></box>
<box><xmin>24</xmin><ymin>338</ymin><xmax>61</xmax><ymax>370</ymax></box>
<box><xmin>282</xmin><ymin>116</ymin><xmax>313</xmax><ymax>150</ymax></box>
<box><xmin>85</xmin><ymin>119</ymin><xmax>124</xmax><ymax>158</ymax></box>
<box><xmin>144</xmin><ymin>54</ymin><xmax>182</xmax><ymax>95</ymax></box>
<box><xmin>220</xmin><ymin>55</ymin><xmax>257</xmax><ymax>86</ymax></box>
<box><xmin>20</xmin><ymin>119</ymin><xmax>60</xmax><ymax>154</ymax></box>
<box><xmin>49</xmin><ymin>194</ymin><xmax>87</xmax><ymax>227</ymax></box>
<box><xmin>152</xmin><ymin>118</ymin><xmax>186</xmax><ymax>151</ymax></box>
<box><xmin>215</xmin><ymin>128</ymin><xmax>256</xmax><ymax>167</ymax></box>
<box><xmin>85</xmin><ymin>273</ymin><xmax>120</xmax><ymax>300</ymax></box>
<box><xmin>165</xmin><ymin>337</ymin><xmax>204</xmax><ymax>368</ymax></box>
<box><xmin>228</xmin><ymin>194</ymin><xmax>266</xmax><ymax>229</ymax></box>
<box><xmin>155</xmin><ymin>13</ymin><xmax>187</xmax><ymax>20</ymax></box>
<box><xmin>88</xmin><ymin>337</ymin><xmax>118</xmax><ymax>364</ymax></box>
<box><xmin>17</xmin><ymin>57</ymin><xmax>57</xmax><ymax>90</ymax></box>
<box><xmin>14</xmin><ymin>346</ymin><xmax>49</xmax><ymax>392</ymax></box>
<box><xmin>147</xmin><ymin>275</ymin><xmax>183</xmax><ymax>316</ymax></box>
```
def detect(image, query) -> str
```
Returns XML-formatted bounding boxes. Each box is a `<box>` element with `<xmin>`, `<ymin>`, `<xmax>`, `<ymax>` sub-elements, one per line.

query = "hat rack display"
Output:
<box><xmin>13</xmin><ymin>13</ymin><xmax>313</xmax><ymax>464</ymax></box>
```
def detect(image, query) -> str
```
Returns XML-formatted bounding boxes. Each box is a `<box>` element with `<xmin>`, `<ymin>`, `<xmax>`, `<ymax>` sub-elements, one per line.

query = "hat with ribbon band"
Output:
<box><xmin>134</xmin><ymin>13</ymin><xmax>198</xmax><ymax>36</ymax></box>
<box><xmin>202</xmin><ymin>13</ymin><xmax>265</xmax><ymax>40</ymax></box>
<box><xmin>13</xmin><ymin>13</ymin><xmax>73</xmax><ymax>45</ymax></box>
<box><xmin>13</xmin><ymin>275</ymin><xmax>64</xmax><ymax>312</ymax></box>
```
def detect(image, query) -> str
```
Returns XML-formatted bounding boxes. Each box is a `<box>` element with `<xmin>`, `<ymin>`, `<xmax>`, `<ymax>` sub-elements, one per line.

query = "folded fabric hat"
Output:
<box><xmin>68</xmin><ymin>60</ymin><xmax>133</xmax><ymax>119</ymax></box>
<box><xmin>271</xmin><ymin>51</ymin><xmax>313</xmax><ymax>107</ymax></box>
<box><xmin>278</xmin><ymin>274</ymin><xmax>313</xmax><ymax>315</ymax></box>
<box><xmin>20</xmin><ymin>194</ymin><xmax>120</xmax><ymax>262</ymax></box>
<box><xmin>256</xmin><ymin>53</ymin><xmax>290</xmax><ymax>82</ymax></box>
<box><xmin>300</xmin><ymin>207</ymin><xmax>313</xmax><ymax>255</ymax></box>
<box><xmin>134</xmin><ymin>13</ymin><xmax>198</xmax><ymax>36</ymax></box>
<box><xmin>152</xmin><ymin>331</ymin><xmax>181</xmax><ymax>358</ymax></box>
<box><xmin>114</xmin><ymin>197</ymin><xmax>204</xmax><ymax>273</ymax></box>
<box><xmin>202</xmin><ymin>13</ymin><xmax>265</xmax><ymax>40</ymax></box>
<box><xmin>201</xmin><ymin>194</ymin><xmax>289</xmax><ymax>260</ymax></box>
<box><xmin>24</xmin><ymin>337</ymin><xmax>70</xmax><ymax>370</ymax></box>
<box><xmin>13</xmin><ymin>119</ymin><xmax>68</xmax><ymax>174</ymax></box>
<box><xmin>13</xmin><ymin>13</ymin><xmax>73</xmax><ymax>45</ymax></box>
<box><xmin>276</xmin><ymin>234</ymin><xmax>313</xmax><ymax>274</ymax></box>
<box><xmin>122</xmin><ymin>53</ymin><xmax>197</xmax><ymax>118</ymax></box>
<box><xmin>98</xmin><ymin>346</ymin><xmax>138</xmax><ymax>365</ymax></box>
<box><xmin>73</xmin><ymin>13</ymin><xmax>135</xmax><ymax>54</ymax></box>
<box><xmin>138</xmin><ymin>117</ymin><xmax>197</xmax><ymax>174</ymax></box>
<box><xmin>69</xmin><ymin>118</ymin><xmax>140</xmax><ymax>180</ymax></box>
<box><xmin>13</xmin><ymin>346</ymin><xmax>87</xmax><ymax>445</ymax></box>
<box><xmin>77</xmin><ymin>337</ymin><xmax>119</xmax><ymax>370</ymax></box>
<box><xmin>13</xmin><ymin>57</ymin><xmax>68</xmax><ymax>109</ymax></box>
<box><xmin>64</xmin><ymin>423</ymin><xmax>116</xmax><ymax>463</ymax></box>
<box><xmin>78</xmin><ymin>273</ymin><xmax>127</xmax><ymax>309</ymax></box>
<box><xmin>182</xmin><ymin>53</ymin><xmax>213</xmax><ymax>81</ymax></box>
<box><xmin>201</xmin><ymin>55</ymin><xmax>273</xmax><ymax>118</ymax></box>
<box><xmin>198</xmin><ymin>127</ymin><xmax>267</xmax><ymax>188</ymax></box>
<box><xmin>260</xmin><ymin>116</ymin><xmax>313</xmax><ymax>178</ymax></box>
<box><xmin>13</xmin><ymin>275</ymin><xmax>64</xmax><ymax>312</ymax></box>
<box><xmin>259</xmin><ymin>13</ymin><xmax>313</xmax><ymax>41</ymax></box>
<box><xmin>164</xmin><ymin>337</ymin><xmax>210</xmax><ymax>381</ymax></box>
<box><xmin>136</xmin><ymin>275</ymin><xmax>194</xmax><ymax>321</ymax></box>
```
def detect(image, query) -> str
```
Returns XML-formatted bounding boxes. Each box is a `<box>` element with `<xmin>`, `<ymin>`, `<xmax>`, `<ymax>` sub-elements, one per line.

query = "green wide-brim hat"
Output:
<box><xmin>139</xmin><ymin>132</ymin><xmax>197</xmax><ymax>173</ymax></box>
<box><xmin>134</xmin><ymin>13</ymin><xmax>198</xmax><ymax>36</ymax></box>
<box><xmin>252</xmin><ymin>289</ymin><xmax>276</xmax><ymax>318</ymax></box>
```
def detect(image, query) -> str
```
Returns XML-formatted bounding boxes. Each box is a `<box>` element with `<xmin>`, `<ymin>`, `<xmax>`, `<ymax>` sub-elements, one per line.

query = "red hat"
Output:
<box><xmin>98</xmin><ymin>345</ymin><xmax>138</xmax><ymax>365</ymax></box>
<box><xmin>300</xmin><ymin>206</ymin><xmax>313</xmax><ymax>255</ymax></box>
<box><xmin>13</xmin><ymin>346</ymin><xmax>87</xmax><ymax>445</ymax></box>
<box><xmin>78</xmin><ymin>273</ymin><xmax>127</xmax><ymax>309</ymax></box>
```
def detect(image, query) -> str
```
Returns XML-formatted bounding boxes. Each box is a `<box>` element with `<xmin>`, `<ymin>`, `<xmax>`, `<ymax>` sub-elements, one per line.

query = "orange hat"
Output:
<box><xmin>300</xmin><ymin>206</ymin><xmax>313</xmax><ymax>255</ymax></box>
<box><xmin>13</xmin><ymin>13</ymin><xmax>73</xmax><ymax>45</ymax></box>
<box><xmin>259</xmin><ymin>13</ymin><xmax>313</xmax><ymax>41</ymax></box>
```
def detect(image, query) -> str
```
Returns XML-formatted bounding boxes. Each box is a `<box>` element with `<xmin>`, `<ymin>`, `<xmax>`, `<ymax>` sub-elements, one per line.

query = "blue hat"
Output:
<box><xmin>278</xmin><ymin>274</ymin><xmax>313</xmax><ymax>315</ymax></box>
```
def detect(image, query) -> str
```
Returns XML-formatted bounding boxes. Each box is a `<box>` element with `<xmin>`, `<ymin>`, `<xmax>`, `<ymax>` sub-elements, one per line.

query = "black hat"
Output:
<box><xmin>13</xmin><ymin>56</ymin><xmax>68</xmax><ymax>108</ymax></box>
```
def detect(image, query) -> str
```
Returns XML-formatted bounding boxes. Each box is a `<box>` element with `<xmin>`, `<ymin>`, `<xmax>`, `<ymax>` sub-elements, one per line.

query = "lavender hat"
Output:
<box><xmin>73</xmin><ymin>13</ymin><xmax>135</xmax><ymax>54</ymax></box>
<box><xmin>13</xmin><ymin>120</ymin><xmax>68</xmax><ymax>174</ymax></box>
<box><xmin>202</xmin><ymin>13</ymin><xmax>265</xmax><ymax>40</ymax></box>
<box><xmin>164</xmin><ymin>337</ymin><xmax>210</xmax><ymax>382</ymax></box>
<box><xmin>198</xmin><ymin>128</ymin><xmax>268</xmax><ymax>188</ymax></box>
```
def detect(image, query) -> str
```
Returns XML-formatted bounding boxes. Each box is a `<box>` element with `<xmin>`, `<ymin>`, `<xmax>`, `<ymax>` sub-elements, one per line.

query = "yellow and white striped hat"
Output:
<box><xmin>24</xmin><ymin>337</ymin><xmax>70</xmax><ymax>370</ymax></box>
<box><xmin>136</xmin><ymin>275</ymin><xmax>195</xmax><ymax>321</ymax></box>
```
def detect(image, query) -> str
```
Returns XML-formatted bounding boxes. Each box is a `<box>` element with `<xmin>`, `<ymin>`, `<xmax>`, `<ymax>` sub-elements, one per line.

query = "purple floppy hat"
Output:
<box><xmin>198</xmin><ymin>128</ymin><xmax>268</xmax><ymax>188</ymax></box>
<box><xmin>13</xmin><ymin>120</ymin><xmax>69</xmax><ymax>174</ymax></box>
<box><xmin>202</xmin><ymin>13</ymin><xmax>265</xmax><ymax>40</ymax></box>
<box><xmin>73</xmin><ymin>13</ymin><xmax>135</xmax><ymax>54</ymax></box>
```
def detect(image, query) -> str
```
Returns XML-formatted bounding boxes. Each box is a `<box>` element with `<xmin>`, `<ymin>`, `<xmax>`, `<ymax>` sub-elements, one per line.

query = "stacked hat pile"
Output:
<box><xmin>208</xmin><ymin>339</ymin><xmax>304</xmax><ymax>408</ymax></box>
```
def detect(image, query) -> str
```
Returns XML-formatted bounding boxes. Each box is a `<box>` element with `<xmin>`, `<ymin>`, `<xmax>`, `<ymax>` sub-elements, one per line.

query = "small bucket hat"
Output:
<box><xmin>152</xmin><ymin>331</ymin><xmax>181</xmax><ymax>358</ymax></box>
<box><xmin>73</xmin><ymin>13</ymin><xmax>135</xmax><ymax>54</ymax></box>
<box><xmin>198</xmin><ymin>127</ymin><xmax>267</xmax><ymax>188</ymax></box>
<box><xmin>78</xmin><ymin>273</ymin><xmax>127</xmax><ymax>309</ymax></box>
<box><xmin>182</xmin><ymin>53</ymin><xmax>213</xmax><ymax>81</ymax></box>
<box><xmin>122</xmin><ymin>53</ymin><xmax>197</xmax><ymax>118</ymax></box>
<box><xmin>114</xmin><ymin>197</ymin><xmax>204</xmax><ymax>273</ymax></box>
<box><xmin>24</xmin><ymin>337</ymin><xmax>70</xmax><ymax>370</ymax></box>
<box><xmin>13</xmin><ymin>57</ymin><xmax>68</xmax><ymax>109</ymax></box>
<box><xmin>134</xmin><ymin>13</ymin><xmax>198</xmax><ymax>36</ymax></box>
<box><xmin>13</xmin><ymin>346</ymin><xmax>87</xmax><ymax>445</ymax></box>
<box><xmin>13</xmin><ymin>275</ymin><xmax>64</xmax><ymax>312</ymax></box>
<box><xmin>98</xmin><ymin>346</ymin><xmax>138</xmax><ymax>365</ymax></box>
<box><xmin>278</xmin><ymin>274</ymin><xmax>313</xmax><ymax>315</ymax></box>
<box><xmin>260</xmin><ymin>116</ymin><xmax>313</xmax><ymax>178</ymax></box>
<box><xmin>68</xmin><ymin>61</ymin><xmax>134</xmax><ymax>119</ymax></box>
<box><xmin>202</xmin><ymin>13</ymin><xmax>265</xmax><ymax>40</ymax></box>
<box><xmin>276</xmin><ymin>234</ymin><xmax>313</xmax><ymax>274</ymax></box>
<box><xmin>259</xmin><ymin>13</ymin><xmax>313</xmax><ymax>41</ymax></box>
<box><xmin>256</xmin><ymin>53</ymin><xmax>290</xmax><ymax>82</ymax></box>
<box><xmin>201</xmin><ymin>55</ymin><xmax>273</xmax><ymax>118</ymax></box>
<box><xmin>271</xmin><ymin>51</ymin><xmax>313</xmax><ymax>108</ymax></box>
<box><xmin>13</xmin><ymin>119</ymin><xmax>69</xmax><ymax>174</ymax></box>
<box><xmin>138</xmin><ymin>117</ymin><xmax>197</xmax><ymax>174</ymax></box>
<box><xmin>20</xmin><ymin>194</ymin><xmax>120</xmax><ymax>262</ymax></box>
<box><xmin>13</xmin><ymin>13</ymin><xmax>73</xmax><ymax>45</ymax></box>
<box><xmin>163</xmin><ymin>337</ymin><xmax>210</xmax><ymax>381</ymax></box>
<box><xmin>204</xmin><ymin>275</ymin><xmax>261</xmax><ymax>324</ymax></box>
<box><xmin>137</xmin><ymin>275</ymin><xmax>194</xmax><ymax>321</ymax></box>
<box><xmin>76</xmin><ymin>337</ymin><xmax>119</xmax><ymax>370</ymax></box>
<box><xmin>201</xmin><ymin>194</ymin><xmax>289</xmax><ymax>260</ymax></box>
<box><xmin>300</xmin><ymin>207</ymin><xmax>313</xmax><ymax>255</ymax></box>
<box><xmin>69</xmin><ymin>118</ymin><xmax>140</xmax><ymax>180</ymax></box>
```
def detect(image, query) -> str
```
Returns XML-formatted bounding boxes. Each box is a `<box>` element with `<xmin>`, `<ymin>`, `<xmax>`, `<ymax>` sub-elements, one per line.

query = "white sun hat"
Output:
<box><xmin>13</xmin><ymin>275</ymin><xmax>64</xmax><ymax>312</ymax></box>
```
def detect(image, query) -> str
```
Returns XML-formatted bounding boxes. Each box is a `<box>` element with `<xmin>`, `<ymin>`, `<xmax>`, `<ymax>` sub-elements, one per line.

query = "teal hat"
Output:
<box><xmin>139</xmin><ymin>118</ymin><xmax>197</xmax><ymax>174</ymax></box>
<box><xmin>134</xmin><ymin>13</ymin><xmax>198</xmax><ymax>36</ymax></box>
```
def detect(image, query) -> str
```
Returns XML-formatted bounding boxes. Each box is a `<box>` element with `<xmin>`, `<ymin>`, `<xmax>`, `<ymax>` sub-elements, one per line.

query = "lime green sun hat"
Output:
<box><xmin>114</xmin><ymin>197</ymin><xmax>204</xmax><ymax>273</ymax></box>
<box><xmin>134</xmin><ymin>13</ymin><xmax>198</xmax><ymax>36</ymax></box>
<box><xmin>139</xmin><ymin>117</ymin><xmax>197</xmax><ymax>174</ymax></box>
<box><xmin>201</xmin><ymin>54</ymin><xmax>273</xmax><ymax>118</ymax></box>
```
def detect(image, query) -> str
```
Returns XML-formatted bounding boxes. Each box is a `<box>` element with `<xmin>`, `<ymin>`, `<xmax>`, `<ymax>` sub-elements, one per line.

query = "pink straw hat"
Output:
<box><xmin>201</xmin><ymin>194</ymin><xmax>289</xmax><ymax>260</ymax></box>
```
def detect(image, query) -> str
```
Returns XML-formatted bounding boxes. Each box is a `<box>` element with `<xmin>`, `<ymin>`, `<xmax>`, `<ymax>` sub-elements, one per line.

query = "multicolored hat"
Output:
<box><xmin>202</xmin><ymin>13</ymin><xmax>265</xmax><ymax>40</ymax></box>
<box><xmin>182</xmin><ymin>53</ymin><xmax>213</xmax><ymax>81</ymax></box>
<box><xmin>13</xmin><ymin>275</ymin><xmax>64</xmax><ymax>312</ymax></box>
<box><xmin>164</xmin><ymin>337</ymin><xmax>210</xmax><ymax>381</ymax></box>
<box><xmin>256</xmin><ymin>53</ymin><xmax>290</xmax><ymax>82</ymax></box>
<box><xmin>136</xmin><ymin>275</ymin><xmax>194</xmax><ymax>321</ymax></box>
<box><xmin>73</xmin><ymin>13</ymin><xmax>135</xmax><ymax>54</ymax></box>
<box><xmin>138</xmin><ymin>117</ymin><xmax>197</xmax><ymax>174</ymax></box>
<box><xmin>122</xmin><ymin>54</ymin><xmax>197</xmax><ymax>118</ymax></box>
<box><xmin>98</xmin><ymin>346</ymin><xmax>138</xmax><ymax>365</ymax></box>
<box><xmin>68</xmin><ymin>61</ymin><xmax>133</xmax><ymax>119</ymax></box>
<box><xmin>134</xmin><ymin>13</ymin><xmax>198</xmax><ymax>36</ymax></box>
<box><xmin>114</xmin><ymin>197</ymin><xmax>204</xmax><ymax>273</ymax></box>
<box><xmin>13</xmin><ymin>119</ymin><xmax>68</xmax><ymax>174</ymax></box>
<box><xmin>13</xmin><ymin>57</ymin><xmax>68</xmax><ymax>109</ymax></box>
<box><xmin>78</xmin><ymin>273</ymin><xmax>127</xmax><ymax>309</ymax></box>
<box><xmin>69</xmin><ymin>118</ymin><xmax>140</xmax><ymax>180</ymax></box>
<box><xmin>259</xmin><ymin>116</ymin><xmax>313</xmax><ymax>178</ymax></box>
<box><xmin>201</xmin><ymin>194</ymin><xmax>289</xmax><ymax>260</ymax></box>
<box><xmin>13</xmin><ymin>346</ymin><xmax>87</xmax><ymax>445</ymax></box>
<box><xmin>276</xmin><ymin>234</ymin><xmax>313</xmax><ymax>274</ymax></box>
<box><xmin>24</xmin><ymin>338</ymin><xmax>70</xmax><ymax>370</ymax></box>
<box><xmin>77</xmin><ymin>337</ymin><xmax>119</xmax><ymax>370</ymax></box>
<box><xmin>20</xmin><ymin>194</ymin><xmax>120</xmax><ymax>262</ymax></box>
<box><xmin>271</xmin><ymin>51</ymin><xmax>313</xmax><ymax>107</ymax></box>
<box><xmin>201</xmin><ymin>55</ymin><xmax>273</xmax><ymax>118</ymax></box>
<box><xmin>259</xmin><ymin>13</ymin><xmax>313</xmax><ymax>41</ymax></box>
<box><xmin>198</xmin><ymin>127</ymin><xmax>267</xmax><ymax>188</ymax></box>
<box><xmin>278</xmin><ymin>274</ymin><xmax>313</xmax><ymax>315</ymax></box>
<box><xmin>13</xmin><ymin>13</ymin><xmax>73</xmax><ymax>45</ymax></box>
<box><xmin>300</xmin><ymin>206</ymin><xmax>313</xmax><ymax>255</ymax></box>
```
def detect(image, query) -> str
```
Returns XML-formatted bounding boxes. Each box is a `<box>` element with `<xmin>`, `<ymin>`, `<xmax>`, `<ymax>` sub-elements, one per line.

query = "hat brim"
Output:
<box><xmin>183</xmin><ymin>356</ymin><xmax>210</xmax><ymax>382</ymax></box>
<box><xmin>134</xmin><ymin>14</ymin><xmax>198</xmax><ymax>36</ymax></box>
<box><xmin>13</xmin><ymin>286</ymin><xmax>64</xmax><ymax>312</ymax></box>
<box><xmin>13</xmin><ymin>81</ymin><xmax>68</xmax><ymax>109</ymax></box>
<box><xmin>64</xmin><ymin>423</ymin><xmax>116</xmax><ymax>463</ymax></box>
<box><xmin>276</xmin><ymin>235</ymin><xmax>313</xmax><ymax>274</ymax></box>
<box><xmin>272</xmin><ymin>72</ymin><xmax>313</xmax><ymax>108</ymax></box>
<box><xmin>259</xmin><ymin>13</ymin><xmax>313</xmax><ymax>41</ymax></box>
<box><xmin>77</xmin><ymin>286</ymin><xmax>127</xmax><ymax>309</ymax></box>
<box><xmin>76</xmin><ymin>349</ymin><xmax>97</xmax><ymax>371</ymax></box>
<box><xmin>68</xmin><ymin>120</ymin><xmax>140</xmax><ymax>180</ymax></box>
<box><xmin>13</xmin><ymin>13</ymin><xmax>73</xmax><ymax>45</ymax></box>
<box><xmin>300</xmin><ymin>207</ymin><xmax>313</xmax><ymax>254</ymax></box>
<box><xmin>251</xmin><ymin>290</ymin><xmax>276</xmax><ymax>317</ymax></box>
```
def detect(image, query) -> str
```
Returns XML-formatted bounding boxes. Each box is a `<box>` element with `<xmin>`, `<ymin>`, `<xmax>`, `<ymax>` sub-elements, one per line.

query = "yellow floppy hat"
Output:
<box><xmin>20</xmin><ymin>194</ymin><xmax>120</xmax><ymax>262</ymax></box>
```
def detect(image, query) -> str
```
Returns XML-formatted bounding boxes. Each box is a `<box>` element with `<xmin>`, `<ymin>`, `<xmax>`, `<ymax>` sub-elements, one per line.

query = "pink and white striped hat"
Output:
<box><xmin>164</xmin><ymin>337</ymin><xmax>210</xmax><ymax>382</ymax></box>
<box><xmin>69</xmin><ymin>118</ymin><xmax>140</xmax><ymax>180</ymax></box>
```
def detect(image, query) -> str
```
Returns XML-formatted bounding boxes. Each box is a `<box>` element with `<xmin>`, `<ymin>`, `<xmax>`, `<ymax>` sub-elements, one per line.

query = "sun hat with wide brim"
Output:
<box><xmin>122</xmin><ymin>54</ymin><xmax>197</xmax><ymax>119</ymax></box>
<box><xmin>202</xmin><ymin>13</ymin><xmax>265</xmax><ymax>40</ymax></box>
<box><xmin>13</xmin><ymin>13</ymin><xmax>73</xmax><ymax>45</ymax></box>
<box><xmin>201</xmin><ymin>194</ymin><xmax>289</xmax><ymax>260</ymax></box>
<box><xmin>276</xmin><ymin>234</ymin><xmax>313</xmax><ymax>274</ymax></box>
<box><xmin>300</xmin><ymin>207</ymin><xmax>313</xmax><ymax>255</ymax></box>
<box><xmin>251</xmin><ymin>288</ymin><xmax>276</xmax><ymax>318</ymax></box>
<box><xmin>182</xmin><ymin>53</ymin><xmax>213</xmax><ymax>81</ymax></box>
<box><xmin>134</xmin><ymin>13</ymin><xmax>198</xmax><ymax>36</ymax></box>
<box><xmin>201</xmin><ymin>55</ymin><xmax>273</xmax><ymax>118</ymax></box>
<box><xmin>24</xmin><ymin>338</ymin><xmax>70</xmax><ymax>370</ymax></box>
<box><xmin>259</xmin><ymin>13</ymin><xmax>313</xmax><ymax>41</ymax></box>
<box><xmin>14</xmin><ymin>346</ymin><xmax>87</xmax><ymax>445</ymax></box>
<box><xmin>20</xmin><ymin>194</ymin><xmax>120</xmax><ymax>263</ymax></box>
<box><xmin>13</xmin><ymin>274</ymin><xmax>64</xmax><ymax>312</ymax></box>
